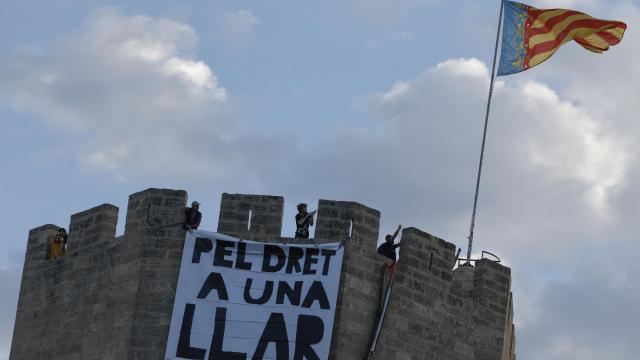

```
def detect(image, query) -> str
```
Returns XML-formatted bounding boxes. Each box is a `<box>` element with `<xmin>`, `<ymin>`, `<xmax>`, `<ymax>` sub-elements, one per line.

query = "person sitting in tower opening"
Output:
<box><xmin>377</xmin><ymin>225</ymin><xmax>402</xmax><ymax>264</ymax></box>
<box><xmin>183</xmin><ymin>201</ymin><xmax>202</xmax><ymax>230</ymax></box>
<box><xmin>50</xmin><ymin>228</ymin><xmax>68</xmax><ymax>259</ymax></box>
<box><xmin>295</xmin><ymin>203</ymin><xmax>317</xmax><ymax>239</ymax></box>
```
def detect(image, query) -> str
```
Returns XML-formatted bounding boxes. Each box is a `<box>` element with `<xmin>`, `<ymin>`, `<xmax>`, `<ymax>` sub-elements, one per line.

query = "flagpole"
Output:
<box><xmin>466</xmin><ymin>0</ymin><xmax>504</xmax><ymax>263</ymax></box>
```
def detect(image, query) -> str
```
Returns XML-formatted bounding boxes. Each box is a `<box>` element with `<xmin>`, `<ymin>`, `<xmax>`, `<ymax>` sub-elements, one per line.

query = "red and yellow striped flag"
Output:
<box><xmin>498</xmin><ymin>1</ymin><xmax>627</xmax><ymax>75</ymax></box>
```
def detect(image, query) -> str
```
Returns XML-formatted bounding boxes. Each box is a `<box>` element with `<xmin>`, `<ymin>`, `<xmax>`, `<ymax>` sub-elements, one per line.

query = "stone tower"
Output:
<box><xmin>10</xmin><ymin>188</ymin><xmax>515</xmax><ymax>359</ymax></box>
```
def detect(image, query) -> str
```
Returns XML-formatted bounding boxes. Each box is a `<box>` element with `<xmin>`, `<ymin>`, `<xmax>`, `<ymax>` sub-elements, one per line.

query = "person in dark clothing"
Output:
<box><xmin>377</xmin><ymin>225</ymin><xmax>402</xmax><ymax>263</ymax></box>
<box><xmin>183</xmin><ymin>201</ymin><xmax>202</xmax><ymax>230</ymax></box>
<box><xmin>295</xmin><ymin>203</ymin><xmax>316</xmax><ymax>239</ymax></box>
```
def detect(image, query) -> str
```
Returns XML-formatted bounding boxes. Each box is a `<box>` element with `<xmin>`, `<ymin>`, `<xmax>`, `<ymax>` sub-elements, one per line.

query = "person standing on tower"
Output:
<box><xmin>49</xmin><ymin>228</ymin><xmax>68</xmax><ymax>259</ymax></box>
<box><xmin>377</xmin><ymin>225</ymin><xmax>402</xmax><ymax>264</ymax></box>
<box><xmin>295</xmin><ymin>203</ymin><xmax>316</xmax><ymax>239</ymax></box>
<box><xmin>183</xmin><ymin>201</ymin><xmax>202</xmax><ymax>230</ymax></box>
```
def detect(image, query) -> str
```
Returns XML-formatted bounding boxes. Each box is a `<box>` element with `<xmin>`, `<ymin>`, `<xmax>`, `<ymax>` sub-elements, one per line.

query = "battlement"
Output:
<box><xmin>10</xmin><ymin>189</ymin><xmax>515</xmax><ymax>360</ymax></box>
<box><xmin>378</xmin><ymin>228</ymin><xmax>515</xmax><ymax>359</ymax></box>
<box><xmin>12</xmin><ymin>189</ymin><xmax>188</xmax><ymax>360</ymax></box>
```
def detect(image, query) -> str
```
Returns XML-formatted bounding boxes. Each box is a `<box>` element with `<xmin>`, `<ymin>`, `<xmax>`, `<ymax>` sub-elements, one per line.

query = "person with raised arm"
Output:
<box><xmin>377</xmin><ymin>225</ymin><xmax>402</xmax><ymax>264</ymax></box>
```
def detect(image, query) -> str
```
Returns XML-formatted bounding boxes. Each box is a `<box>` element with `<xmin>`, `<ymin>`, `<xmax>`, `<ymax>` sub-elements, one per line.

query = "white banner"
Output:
<box><xmin>165</xmin><ymin>231</ymin><xmax>344</xmax><ymax>360</ymax></box>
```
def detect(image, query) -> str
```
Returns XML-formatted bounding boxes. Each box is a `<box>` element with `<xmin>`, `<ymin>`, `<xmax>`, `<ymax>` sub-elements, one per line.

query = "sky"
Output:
<box><xmin>1</xmin><ymin>0</ymin><xmax>639</xmax><ymax>359</ymax></box>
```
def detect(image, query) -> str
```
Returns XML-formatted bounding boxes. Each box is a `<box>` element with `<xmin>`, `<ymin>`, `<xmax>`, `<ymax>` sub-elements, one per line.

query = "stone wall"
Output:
<box><xmin>10</xmin><ymin>189</ymin><xmax>515</xmax><ymax>360</ymax></box>
<box><xmin>373</xmin><ymin>228</ymin><xmax>516</xmax><ymax>360</ymax></box>
<box><xmin>11</xmin><ymin>189</ymin><xmax>187</xmax><ymax>360</ymax></box>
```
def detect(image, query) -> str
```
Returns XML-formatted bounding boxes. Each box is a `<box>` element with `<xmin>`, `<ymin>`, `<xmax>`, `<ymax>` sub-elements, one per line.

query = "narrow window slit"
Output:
<box><xmin>348</xmin><ymin>220</ymin><xmax>353</xmax><ymax>238</ymax></box>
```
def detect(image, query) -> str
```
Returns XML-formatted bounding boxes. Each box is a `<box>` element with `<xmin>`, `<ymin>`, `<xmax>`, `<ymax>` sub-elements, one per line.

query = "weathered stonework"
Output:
<box><xmin>10</xmin><ymin>189</ymin><xmax>515</xmax><ymax>359</ymax></box>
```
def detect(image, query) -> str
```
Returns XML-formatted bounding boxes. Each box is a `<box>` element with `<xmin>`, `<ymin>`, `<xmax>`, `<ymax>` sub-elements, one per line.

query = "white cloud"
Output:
<box><xmin>163</xmin><ymin>57</ymin><xmax>226</xmax><ymax>99</ymax></box>
<box><xmin>84</xmin><ymin>8</ymin><xmax>197</xmax><ymax>62</ymax></box>
<box><xmin>380</xmin><ymin>81</ymin><xmax>410</xmax><ymax>102</ymax></box>
<box><xmin>0</xmin><ymin>8</ymin><xmax>233</xmax><ymax>180</ymax></box>
<box><xmin>518</xmin><ymin>81</ymin><xmax>628</xmax><ymax>215</ymax></box>
<box><xmin>321</xmin><ymin>57</ymin><xmax>630</xmax><ymax>238</ymax></box>
<box><xmin>435</xmin><ymin>57</ymin><xmax>489</xmax><ymax>78</ymax></box>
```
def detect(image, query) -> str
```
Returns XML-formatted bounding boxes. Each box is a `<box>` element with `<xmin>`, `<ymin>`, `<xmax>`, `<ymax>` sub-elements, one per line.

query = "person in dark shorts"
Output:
<box><xmin>295</xmin><ymin>203</ymin><xmax>316</xmax><ymax>239</ymax></box>
<box><xmin>183</xmin><ymin>201</ymin><xmax>202</xmax><ymax>230</ymax></box>
<box><xmin>377</xmin><ymin>225</ymin><xmax>402</xmax><ymax>263</ymax></box>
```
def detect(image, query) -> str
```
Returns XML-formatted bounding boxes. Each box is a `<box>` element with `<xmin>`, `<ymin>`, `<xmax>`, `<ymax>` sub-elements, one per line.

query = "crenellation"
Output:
<box><xmin>217</xmin><ymin>193</ymin><xmax>284</xmax><ymax>241</ymax></box>
<box><xmin>472</xmin><ymin>259</ymin><xmax>512</xmax><ymax>316</ymax></box>
<box><xmin>315</xmin><ymin>200</ymin><xmax>363</xmax><ymax>242</ymax></box>
<box><xmin>125</xmin><ymin>188</ymin><xmax>187</xmax><ymax>237</ymax></box>
<box><xmin>11</xmin><ymin>190</ymin><xmax>515</xmax><ymax>360</ymax></box>
<box><xmin>370</xmin><ymin>226</ymin><xmax>514</xmax><ymax>360</ymax></box>
<box><xmin>67</xmin><ymin>204</ymin><xmax>118</xmax><ymax>259</ymax></box>
<box><xmin>315</xmin><ymin>199</ymin><xmax>382</xmax><ymax>360</ymax></box>
<box><xmin>120</xmin><ymin>188</ymin><xmax>188</xmax><ymax>360</ymax></box>
<box><xmin>25</xmin><ymin>224</ymin><xmax>60</xmax><ymax>264</ymax></box>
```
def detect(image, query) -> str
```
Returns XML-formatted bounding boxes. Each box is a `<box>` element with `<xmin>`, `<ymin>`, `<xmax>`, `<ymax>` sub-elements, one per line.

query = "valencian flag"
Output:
<box><xmin>498</xmin><ymin>1</ymin><xmax>627</xmax><ymax>76</ymax></box>
<box><xmin>464</xmin><ymin>1</ymin><xmax>626</xmax><ymax>261</ymax></box>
